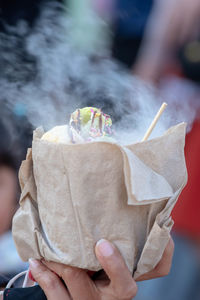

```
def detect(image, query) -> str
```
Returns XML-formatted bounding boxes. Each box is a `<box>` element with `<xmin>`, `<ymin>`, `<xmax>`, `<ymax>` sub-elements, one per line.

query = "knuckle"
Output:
<box><xmin>42</xmin><ymin>273</ymin><xmax>59</xmax><ymax>290</ymax></box>
<box><xmin>124</xmin><ymin>284</ymin><xmax>138</xmax><ymax>299</ymax></box>
<box><xmin>63</xmin><ymin>266</ymin><xmax>81</xmax><ymax>281</ymax></box>
<box><xmin>114</xmin><ymin>282</ymin><xmax>138</xmax><ymax>300</ymax></box>
<box><xmin>155</xmin><ymin>264</ymin><xmax>170</xmax><ymax>277</ymax></box>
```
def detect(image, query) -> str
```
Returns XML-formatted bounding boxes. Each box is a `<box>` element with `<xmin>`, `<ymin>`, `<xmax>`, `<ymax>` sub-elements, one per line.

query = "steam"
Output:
<box><xmin>0</xmin><ymin>1</ymin><xmax>199</xmax><ymax>146</ymax></box>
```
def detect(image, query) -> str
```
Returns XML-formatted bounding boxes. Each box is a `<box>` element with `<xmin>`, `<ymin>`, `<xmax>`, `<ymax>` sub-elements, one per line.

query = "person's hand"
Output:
<box><xmin>136</xmin><ymin>236</ymin><xmax>174</xmax><ymax>281</ymax></box>
<box><xmin>151</xmin><ymin>0</ymin><xmax>200</xmax><ymax>47</ymax></box>
<box><xmin>29</xmin><ymin>237</ymin><xmax>174</xmax><ymax>300</ymax></box>
<box><xmin>134</xmin><ymin>0</ymin><xmax>200</xmax><ymax>82</ymax></box>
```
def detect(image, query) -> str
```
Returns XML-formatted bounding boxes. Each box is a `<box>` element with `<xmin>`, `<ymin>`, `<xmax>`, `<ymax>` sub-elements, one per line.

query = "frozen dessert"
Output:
<box><xmin>42</xmin><ymin>107</ymin><xmax>115</xmax><ymax>144</ymax></box>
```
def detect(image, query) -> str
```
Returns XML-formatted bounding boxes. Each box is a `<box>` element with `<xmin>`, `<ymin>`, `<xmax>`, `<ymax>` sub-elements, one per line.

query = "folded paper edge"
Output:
<box><xmin>133</xmin><ymin>218</ymin><xmax>172</xmax><ymax>279</ymax></box>
<box><xmin>33</xmin><ymin>122</ymin><xmax>186</xmax><ymax>147</ymax></box>
<box><xmin>133</xmin><ymin>183</ymin><xmax>186</xmax><ymax>279</ymax></box>
<box><xmin>33</xmin><ymin>127</ymin><xmax>44</xmax><ymax>140</ymax></box>
<box><xmin>126</xmin><ymin>122</ymin><xmax>187</xmax><ymax>147</ymax></box>
<box><xmin>120</xmin><ymin>146</ymin><xmax>173</xmax><ymax>205</ymax></box>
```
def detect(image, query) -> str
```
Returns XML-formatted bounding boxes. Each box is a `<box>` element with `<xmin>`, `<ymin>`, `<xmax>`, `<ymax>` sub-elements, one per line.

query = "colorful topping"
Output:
<box><xmin>69</xmin><ymin>107</ymin><xmax>113</xmax><ymax>142</ymax></box>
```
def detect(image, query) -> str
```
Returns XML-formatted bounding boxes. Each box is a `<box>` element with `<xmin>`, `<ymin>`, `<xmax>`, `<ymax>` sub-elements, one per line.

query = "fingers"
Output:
<box><xmin>29</xmin><ymin>236</ymin><xmax>173</xmax><ymax>300</ymax></box>
<box><xmin>43</xmin><ymin>261</ymin><xmax>98</xmax><ymax>300</ymax></box>
<box><xmin>95</xmin><ymin>239</ymin><xmax>137</xmax><ymax>299</ymax></box>
<box><xmin>136</xmin><ymin>237</ymin><xmax>174</xmax><ymax>281</ymax></box>
<box><xmin>29</xmin><ymin>259</ymin><xmax>71</xmax><ymax>300</ymax></box>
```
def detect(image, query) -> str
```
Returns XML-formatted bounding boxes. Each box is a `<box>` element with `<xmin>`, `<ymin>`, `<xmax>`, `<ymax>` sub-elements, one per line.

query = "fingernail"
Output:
<box><xmin>29</xmin><ymin>258</ymin><xmax>40</xmax><ymax>269</ymax></box>
<box><xmin>96</xmin><ymin>239</ymin><xmax>114</xmax><ymax>257</ymax></box>
<box><xmin>28</xmin><ymin>270</ymin><xmax>36</xmax><ymax>282</ymax></box>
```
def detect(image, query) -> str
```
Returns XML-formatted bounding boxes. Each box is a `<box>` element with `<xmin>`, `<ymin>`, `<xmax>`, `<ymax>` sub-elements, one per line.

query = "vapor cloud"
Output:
<box><xmin>0</xmin><ymin>1</ymin><xmax>199</xmax><ymax>145</ymax></box>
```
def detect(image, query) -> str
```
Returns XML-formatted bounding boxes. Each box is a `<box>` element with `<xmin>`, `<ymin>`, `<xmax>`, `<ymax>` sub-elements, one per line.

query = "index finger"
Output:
<box><xmin>95</xmin><ymin>239</ymin><xmax>137</xmax><ymax>298</ymax></box>
<box><xmin>29</xmin><ymin>259</ymin><xmax>71</xmax><ymax>300</ymax></box>
<box><xmin>136</xmin><ymin>237</ymin><xmax>174</xmax><ymax>281</ymax></box>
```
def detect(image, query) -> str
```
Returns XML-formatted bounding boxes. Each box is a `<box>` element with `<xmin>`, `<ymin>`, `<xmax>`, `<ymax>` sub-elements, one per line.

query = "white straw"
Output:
<box><xmin>142</xmin><ymin>102</ymin><xmax>167</xmax><ymax>141</ymax></box>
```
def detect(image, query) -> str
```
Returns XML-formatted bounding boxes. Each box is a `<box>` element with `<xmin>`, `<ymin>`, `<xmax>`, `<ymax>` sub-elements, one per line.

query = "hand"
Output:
<box><xmin>29</xmin><ymin>237</ymin><xmax>174</xmax><ymax>300</ymax></box>
<box><xmin>150</xmin><ymin>0</ymin><xmax>200</xmax><ymax>48</ymax></box>
<box><xmin>134</xmin><ymin>0</ymin><xmax>200</xmax><ymax>82</ymax></box>
<box><xmin>136</xmin><ymin>236</ymin><xmax>174</xmax><ymax>281</ymax></box>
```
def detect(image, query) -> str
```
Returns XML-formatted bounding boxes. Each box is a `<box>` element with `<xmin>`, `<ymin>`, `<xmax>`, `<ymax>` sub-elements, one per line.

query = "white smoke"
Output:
<box><xmin>0</xmin><ymin>1</ymin><xmax>199</xmax><ymax>145</ymax></box>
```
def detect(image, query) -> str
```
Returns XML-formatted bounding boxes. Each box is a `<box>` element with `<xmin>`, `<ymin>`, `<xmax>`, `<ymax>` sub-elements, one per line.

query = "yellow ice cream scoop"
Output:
<box><xmin>41</xmin><ymin>125</ymin><xmax>71</xmax><ymax>143</ymax></box>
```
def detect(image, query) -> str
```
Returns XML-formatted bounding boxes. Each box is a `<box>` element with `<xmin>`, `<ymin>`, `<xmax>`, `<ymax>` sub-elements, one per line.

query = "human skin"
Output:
<box><xmin>134</xmin><ymin>0</ymin><xmax>200</xmax><ymax>83</ymax></box>
<box><xmin>29</xmin><ymin>237</ymin><xmax>174</xmax><ymax>300</ymax></box>
<box><xmin>0</xmin><ymin>166</ymin><xmax>17</xmax><ymax>236</ymax></box>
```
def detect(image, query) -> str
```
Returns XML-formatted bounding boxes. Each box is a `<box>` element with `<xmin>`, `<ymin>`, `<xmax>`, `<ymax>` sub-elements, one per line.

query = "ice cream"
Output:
<box><xmin>41</xmin><ymin>125</ymin><xmax>71</xmax><ymax>143</ymax></box>
<box><xmin>69</xmin><ymin>107</ymin><xmax>114</xmax><ymax>142</ymax></box>
<box><xmin>42</xmin><ymin>107</ymin><xmax>115</xmax><ymax>144</ymax></box>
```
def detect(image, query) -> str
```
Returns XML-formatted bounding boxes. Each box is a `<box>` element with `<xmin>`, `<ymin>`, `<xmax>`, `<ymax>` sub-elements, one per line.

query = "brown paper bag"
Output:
<box><xmin>12</xmin><ymin>123</ymin><xmax>187</xmax><ymax>279</ymax></box>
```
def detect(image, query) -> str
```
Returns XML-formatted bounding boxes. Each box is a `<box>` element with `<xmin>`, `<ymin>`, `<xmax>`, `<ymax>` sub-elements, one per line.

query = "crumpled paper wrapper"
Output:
<box><xmin>12</xmin><ymin>123</ymin><xmax>187</xmax><ymax>279</ymax></box>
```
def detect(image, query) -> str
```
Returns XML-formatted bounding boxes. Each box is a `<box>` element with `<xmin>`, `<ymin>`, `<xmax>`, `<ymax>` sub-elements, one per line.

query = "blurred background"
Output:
<box><xmin>0</xmin><ymin>0</ymin><xmax>199</xmax><ymax>298</ymax></box>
